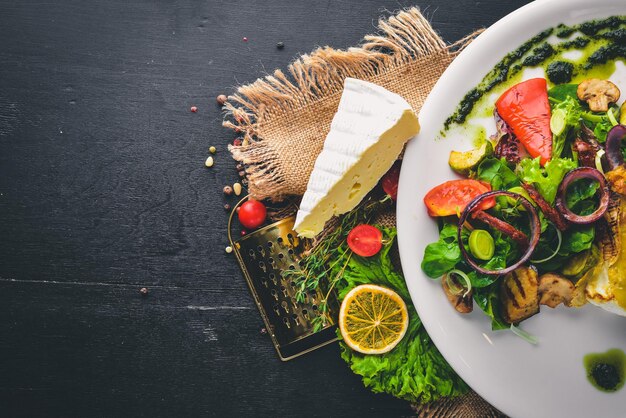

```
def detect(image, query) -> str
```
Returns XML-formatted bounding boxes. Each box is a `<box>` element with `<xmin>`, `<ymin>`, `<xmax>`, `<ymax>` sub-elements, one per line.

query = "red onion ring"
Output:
<box><xmin>555</xmin><ymin>167</ymin><xmax>609</xmax><ymax>224</ymax></box>
<box><xmin>604</xmin><ymin>125</ymin><xmax>626</xmax><ymax>171</ymax></box>
<box><xmin>458</xmin><ymin>191</ymin><xmax>540</xmax><ymax>276</ymax></box>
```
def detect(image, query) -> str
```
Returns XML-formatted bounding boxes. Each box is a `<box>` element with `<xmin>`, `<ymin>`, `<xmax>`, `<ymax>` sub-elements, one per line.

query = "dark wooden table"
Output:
<box><xmin>0</xmin><ymin>0</ymin><xmax>530</xmax><ymax>416</ymax></box>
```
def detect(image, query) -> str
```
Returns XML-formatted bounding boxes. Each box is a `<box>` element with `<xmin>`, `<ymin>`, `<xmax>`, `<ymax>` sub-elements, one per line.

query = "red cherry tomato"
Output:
<box><xmin>423</xmin><ymin>179</ymin><xmax>495</xmax><ymax>217</ymax></box>
<box><xmin>496</xmin><ymin>78</ymin><xmax>552</xmax><ymax>166</ymax></box>
<box><xmin>381</xmin><ymin>161</ymin><xmax>401</xmax><ymax>200</ymax></box>
<box><xmin>347</xmin><ymin>225</ymin><xmax>383</xmax><ymax>257</ymax></box>
<box><xmin>238</xmin><ymin>199</ymin><xmax>267</xmax><ymax>229</ymax></box>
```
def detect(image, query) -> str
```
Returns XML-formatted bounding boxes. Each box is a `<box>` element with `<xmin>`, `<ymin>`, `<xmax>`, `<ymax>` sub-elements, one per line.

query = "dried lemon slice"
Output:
<box><xmin>339</xmin><ymin>284</ymin><xmax>409</xmax><ymax>354</ymax></box>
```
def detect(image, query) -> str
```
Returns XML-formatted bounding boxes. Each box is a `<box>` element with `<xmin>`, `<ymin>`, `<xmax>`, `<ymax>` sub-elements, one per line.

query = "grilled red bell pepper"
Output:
<box><xmin>495</xmin><ymin>78</ymin><xmax>552</xmax><ymax>166</ymax></box>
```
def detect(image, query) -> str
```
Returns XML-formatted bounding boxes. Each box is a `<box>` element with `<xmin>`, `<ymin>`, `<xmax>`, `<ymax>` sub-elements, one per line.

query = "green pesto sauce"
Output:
<box><xmin>584</xmin><ymin>348</ymin><xmax>626</xmax><ymax>393</ymax></box>
<box><xmin>444</xmin><ymin>15</ymin><xmax>626</xmax><ymax>130</ymax></box>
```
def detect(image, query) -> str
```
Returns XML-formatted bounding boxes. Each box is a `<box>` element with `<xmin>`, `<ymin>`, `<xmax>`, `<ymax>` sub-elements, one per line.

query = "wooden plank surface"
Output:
<box><xmin>0</xmin><ymin>0</ymin><xmax>530</xmax><ymax>416</ymax></box>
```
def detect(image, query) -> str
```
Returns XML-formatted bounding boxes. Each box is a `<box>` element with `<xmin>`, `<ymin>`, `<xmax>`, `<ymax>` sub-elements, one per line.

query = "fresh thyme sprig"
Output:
<box><xmin>284</xmin><ymin>196</ymin><xmax>391</xmax><ymax>332</ymax></box>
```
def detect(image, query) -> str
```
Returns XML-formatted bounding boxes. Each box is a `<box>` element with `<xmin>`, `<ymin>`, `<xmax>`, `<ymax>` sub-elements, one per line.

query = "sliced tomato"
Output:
<box><xmin>347</xmin><ymin>225</ymin><xmax>383</xmax><ymax>257</ymax></box>
<box><xmin>423</xmin><ymin>179</ymin><xmax>494</xmax><ymax>217</ymax></box>
<box><xmin>381</xmin><ymin>161</ymin><xmax>401</xmax><ymax>200</ymax></box>
<box><xmin>495</xmin><ymin>78</ymin><xmax>552</xmax><ymax>166</ymax></box>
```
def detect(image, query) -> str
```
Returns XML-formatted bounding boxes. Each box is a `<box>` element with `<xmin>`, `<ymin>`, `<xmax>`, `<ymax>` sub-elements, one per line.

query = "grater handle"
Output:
<box><xmin>227</xmin><ymin>194</ymin><xmax>250</xmax><ymax>247</ymax></box>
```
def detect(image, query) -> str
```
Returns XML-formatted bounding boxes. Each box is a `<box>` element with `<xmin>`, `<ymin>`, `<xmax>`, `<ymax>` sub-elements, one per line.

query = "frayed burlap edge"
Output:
<box><xmin>223</xmin><ymin>8</ymin><xmax>479</xmax><ymax>201</ymax></box>
<box><xmin>220</xmin><ymin>7</ymin><xmax>504</xmax><ymax>417</ymax></box>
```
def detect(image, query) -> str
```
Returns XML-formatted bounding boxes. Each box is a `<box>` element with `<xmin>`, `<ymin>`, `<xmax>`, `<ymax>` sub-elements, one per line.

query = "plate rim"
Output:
<box><xmin>397</xmin><ymin>1</ymin><xmax>626</xmax><ymax>416</ymax></box>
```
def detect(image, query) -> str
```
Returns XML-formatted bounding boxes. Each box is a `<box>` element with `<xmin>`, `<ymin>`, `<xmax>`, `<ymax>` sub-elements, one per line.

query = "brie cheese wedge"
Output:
<box><xmin>294</xmin><ymin>78</ymin><xmax>419</xmax><ymax>238</ymax></box>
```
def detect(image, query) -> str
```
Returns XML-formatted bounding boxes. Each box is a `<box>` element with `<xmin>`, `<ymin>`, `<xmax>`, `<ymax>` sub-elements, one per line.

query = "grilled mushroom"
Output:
<box><xmin>538</xmin><ymin>273</ymin><xmax>575</xmax><ymax>308</ymax></box>
<box><xmin>577</xmin><ymin>79</ymin><xmax>620</xmax><ymax>112</ymax></box>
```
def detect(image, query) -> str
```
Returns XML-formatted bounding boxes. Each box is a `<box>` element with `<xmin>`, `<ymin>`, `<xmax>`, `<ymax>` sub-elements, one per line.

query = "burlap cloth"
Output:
<box><xmin>224</xmin><ymin>7</ymin><xmax>506</xmax><ymax>417</ymax></box>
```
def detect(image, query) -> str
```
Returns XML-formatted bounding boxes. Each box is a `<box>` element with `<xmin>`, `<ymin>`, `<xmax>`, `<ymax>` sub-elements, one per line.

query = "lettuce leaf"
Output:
<box><xmin>516</xmin><ymin>157</ymin><xmax>577</xmax><ymax>204</ymax></box>
<box><xmin>338</xmin><ymin>227</ymin><xmax>468</xmax><ymax>403</ymax></box>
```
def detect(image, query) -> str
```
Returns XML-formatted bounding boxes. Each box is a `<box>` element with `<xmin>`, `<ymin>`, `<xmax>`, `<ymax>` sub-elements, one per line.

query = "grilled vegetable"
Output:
<box><xmin>449</xmin><ymin>142</ymin><xmax>493</xmax><ymax>175</ymax></box>
<box><xmin>500</xmin><ymin>266</ymin><xmax>540</xmax><ymax>324</ymax></box>
<box><xmin>538</xmin><ymin>273</ymin><xmax>575</xmax><ymax>308</ymax></box>
<box><xmin>604</xmin><ymin>125</ymin><xmax>626</xmax><ymax>195</ymax></box>
<box><xmin>496</xmin><ymin>78</ymin><xmax>552</xmax><ymax>165</ymax></box>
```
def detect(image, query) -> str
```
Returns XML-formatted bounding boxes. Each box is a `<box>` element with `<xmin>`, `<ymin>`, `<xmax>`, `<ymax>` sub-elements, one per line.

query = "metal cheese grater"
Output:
<box><xmin>228</xmin><ymin>198</ymin><xmax>339</xmax><ymax>361</ymax></box>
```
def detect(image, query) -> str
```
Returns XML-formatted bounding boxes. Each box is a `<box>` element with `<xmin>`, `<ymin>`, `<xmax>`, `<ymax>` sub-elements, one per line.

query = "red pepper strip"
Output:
<box><xmin>521</xmin><ymin>183</ymin><xmax>569</xmax><ymax>231</ymax></box>
<box><xmin>470</xmin><ymin>210</ymin><xmax>529</xmax><ymax>249</ymax></box>
<box><xmin>495</xmin><ymin>78</ymin><xmax>552</xmax><ymax>166</ymax></box>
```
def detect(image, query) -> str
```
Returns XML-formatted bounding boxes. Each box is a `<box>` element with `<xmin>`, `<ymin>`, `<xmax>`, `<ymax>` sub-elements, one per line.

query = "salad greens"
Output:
<box><xmin>424</xmin><ymin>75</ymin><xmax>622</xmax><ymax>331</ymax></box>
<box><xmin>422</xmin><ymin>223</ymin><xmax>464</xmax><ymax>279</ymax></box>
<box><xmin>339</xmin><ymin>227</ymin><xmax>468</xmax><ymax>403</ymax></box>
<box><xmin>517</xmin><ymin>157</ymin><xmax>577</xmax><ymax>204</ymax></box>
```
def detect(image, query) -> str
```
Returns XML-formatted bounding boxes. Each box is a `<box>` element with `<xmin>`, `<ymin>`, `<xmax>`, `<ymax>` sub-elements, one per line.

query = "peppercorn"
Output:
<box><xmin>276</xmin><ymin>42</ymin><xmax>285</xmax><ymax>49</ymax></box>
<box><xmin>241</xmin><ymin>230</ymin><xmax>247</xmax><ymax>236</ymax></box>
<box><xmin>190</xmin><ymin>106</ymin><xmax>198</xmax><ymax>113</ymax></box>
<box><xmin>236</xmin><ymin>163</ymin><xmax>244</xmax><ymax>171</ymax></box>
<box><xmin>224</xmin><ymin>203</ymin><xmax>231</xmax><ymax>211</ymax></box>
<box><xmin>223</xmin><ymin>185</ymin><xmax>233</xmax><ymax>195</ymax></box>
<box><xmin>236</xmin><ymin>207</ymin><xmax>241</xmax><ymax>213</ymax></box>
<box><xmin>238</xmin><ymin>170</ymin><xmax>245</xmax><ymax>178</ymax></box>
<box><xmin>233</xmin><ymin>139</ymin><xmax>242</xmax><ymax>146</ymax></box>
<box><xmin>243</xmin><ymin>37</ymin><xmax>248</xmax><ymax>42</ymax></box>
<box><xmin>216</xmin><ymin>94</ymin><xmax>228</xmax><ymax>105</ymax></box>
<box><xmin>260</xmin><ymin>327</ymin><xmax>267</xmax><ymax>334</ymax></box>
<box><xmin>140</xmin><ymin>287</ymin><xmax>148</xmax><ymax>295</ymax></box>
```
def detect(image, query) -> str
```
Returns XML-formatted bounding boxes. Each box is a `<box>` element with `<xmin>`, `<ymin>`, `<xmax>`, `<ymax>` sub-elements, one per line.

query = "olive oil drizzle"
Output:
<box><xmin>444</xmin><ymin>16</ymin><xmax>626</xmax><ymax>130</ymax></box>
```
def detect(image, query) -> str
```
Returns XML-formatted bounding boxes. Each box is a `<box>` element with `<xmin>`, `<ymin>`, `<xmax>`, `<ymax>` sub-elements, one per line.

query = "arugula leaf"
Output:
<box><xmin>476</xmin><ymin>157</ymin><xmax>519</xmax><ymax>190</ymax></box>
<box><xmin>421</xmin><ymin>223</ymin><xmax>463</xmax><ymax>278</ymax></box>
<box><xmin>338</xmin><ymin>227</ymin><xmax>468</xmax><ymax>403</ymax></box>
<box><xmin>516</xmin><ymin>157</ymin><xmax>577</xmax><ymax>204</ymax></box>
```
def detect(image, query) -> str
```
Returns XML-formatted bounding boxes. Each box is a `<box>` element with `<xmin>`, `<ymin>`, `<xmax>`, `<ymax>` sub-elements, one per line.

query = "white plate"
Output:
<box><xmin>397</xmin><ymin>1</ymin><xmax>626</xmax><ymax>417</ymax></box>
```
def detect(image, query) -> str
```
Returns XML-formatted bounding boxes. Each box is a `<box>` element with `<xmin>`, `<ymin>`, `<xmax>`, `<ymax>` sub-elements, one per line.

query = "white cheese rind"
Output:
<box><xmin>294</xmin><ymin>78</ymin><xmax>419</xmax><ymax>238</ymax></box>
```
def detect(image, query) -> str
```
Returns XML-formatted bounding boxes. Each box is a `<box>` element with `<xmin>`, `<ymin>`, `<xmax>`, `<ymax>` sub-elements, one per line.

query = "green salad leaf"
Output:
<box><xmin>476</xmin><ymin>157</ymin><xmax>519</xmax><ymax>190</ymax></box>
<box><xmin>421</xmin><ymin>223</ymin><xmax>463</xmax><ymax>278</ymax></box>
<box><xmin>516</xmin><ymin>157</ymin><xmax>577</xmax><ymax>204</ymax></box>
<box><xmin>551</xmin><ymin>95</ymin><xmax>582</xmax><ymax>159</ymax></box>
<box><xmin>464</xmin><ymin>230</ymin><xmax>514</xmax><ymax>288</ymax></box>
<box><xmin>473</xmin><ymin>282</ymin><xmax>508</xmax><ymax>331</ymax></box>
<box><xmin>548</xmin><ymin>83</ymin><xmax>578</xmax><ymax>102</ymax></box>
<box><xmin>548</xmin><ymin>83</ymin><xmax>619</xmax><ymax>143</ymax></box>
<box><xmin>561</xmin><ymin>225</ymin><xmax>595</xmax><ymax>254</ymax></box>
<box><xmin>338</xmin><ymin>227</ymin><xmax>468</xmax><ymax>403</ymax></box>
<box><xmin>565</xmin><ymin>177</ymin><xmax>600</xmax><ymax>215</ymax></box>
